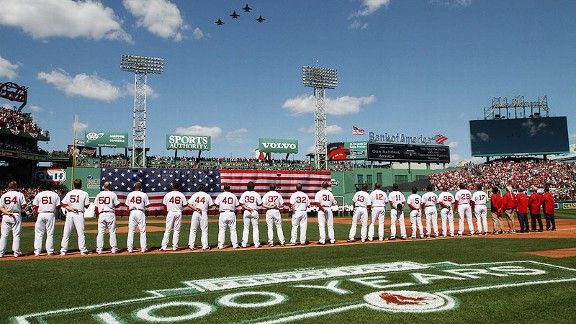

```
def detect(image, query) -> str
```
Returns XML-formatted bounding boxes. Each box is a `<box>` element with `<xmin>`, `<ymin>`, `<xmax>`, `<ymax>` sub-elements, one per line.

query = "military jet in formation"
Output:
<box><xmin>215</xmin><ymin>4</ymin><xmax>265</xmax><ymax>26</ymax></box>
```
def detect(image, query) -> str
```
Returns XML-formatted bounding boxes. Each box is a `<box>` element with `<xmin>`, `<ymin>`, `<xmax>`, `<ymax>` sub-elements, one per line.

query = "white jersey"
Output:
<box><xmin>188</xmin><ymin>191</ymin><xmax>214</xmax><ymax>212</ymax></box>
<box><xmin>126</xmin><ymin>191</ymin><xmax>149</xmax><ymax>211</ymax></box>
<box><xmin>388</xmin><ymin>191</ymin><xmax>406</xmax><ymax>209</ymax></box>
<box><xmin>315</xmin><ymin>189</ymin><xmax>337</xmax><ymax>207</ymax></box>
<box><xmin>290</xmin><ymin>191</ymin><xmax>310</xmax><ymax>211</ymax></box>
<box><xmin>472</xmin><ymin>191</ymin><xmax>488</xmax><ymax>205</ymax></box>
<box><xmin>33</xmin><ymin>191</ymin><xmax>61</xmax><ymax>213</ymax></box>
<box><xmin>262</xmin><ymin>191</ymin><xmax>284</xmax><ymax>208</ymax></box>
<box><xmin>370</xmin><ymin>189</ymin><xmax>388</xmax><ymax>207</ymax></box>
<box><xmin>162</xmin><ymin>191</ymin><xmax>187</xmax><ymax>213</ymax></box>
<box><xmin>421</xmin><ymin>192</ymin><xmax>439</xmax><ymax>207</ymax></box>
<box><xmin>0</xmin><ymin>190</ymin><xmax>26</xmax><ymax>213</ymax></box>
<box><xmin>62</xmin><ymin>189</ymin><xmax>90</xmax><ymax>212</ymax></box>
<box><xmin>215</xmin><ymin>191</ymin><xmax>239</xmax><ymax>211</ymax></box>
<box><xmin>455</xmin><ymin>189</ymin><xmax>472</xmax><ymax>205</ymax></box>
<box><xmin>407</xmin><ymin>194</ymin><xmax>422</xmax><ymax>210</ymax></box>
<box><xmin>239</xmin><ymin>191</ymin><xmax>262</xmax><ymax>210</ymax></box>
<box><xmin>94</xmin><ymin>190</ymin><xmax>120</xmax><ymax>213</ymax></box>
<box><xmin>353</xmin><ymin>191</ymin><xmax>371</xmax><ymax>208</ymax></box>
<box><xmin>438</xmin><ymin>192</ymin><xmax>455</xmax><ymax>209</ymax></box>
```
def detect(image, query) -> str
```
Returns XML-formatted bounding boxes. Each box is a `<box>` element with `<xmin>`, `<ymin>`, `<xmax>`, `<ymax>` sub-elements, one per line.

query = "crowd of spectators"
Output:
<box><xmin>428</xmin><ymin>159</ymin><xmax>576</xmax><ymax>200</ymax></box>
<box><xmin>0</xmin><ymin>106</ymin><xmax>47</xmax><ymax>138</ymax></box>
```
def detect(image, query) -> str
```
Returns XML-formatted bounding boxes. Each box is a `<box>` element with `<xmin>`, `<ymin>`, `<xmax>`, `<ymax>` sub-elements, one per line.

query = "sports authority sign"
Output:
<box><xmin>166</xmin><ymin>134</ymin><xmax>211</xmax><ymax>150</ymax></box>
<box><xmin>259</xmin><ymin>138</ymin><xmax>299</xmax><ymax>154</ymax></box>
<box><xmin>12</xmin><ymin>260</ymin><xmax>576</xmax><ymax>323</ymax></box>
<box><xmin>85</xmin><ymin>131</ymin><xmax>128</xmax><ymax>148</ymax></box>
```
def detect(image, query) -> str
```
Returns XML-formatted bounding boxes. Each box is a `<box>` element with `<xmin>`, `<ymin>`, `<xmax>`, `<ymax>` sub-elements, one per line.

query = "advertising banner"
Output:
<box><xmin>328</xmin><ymin>141</ymin><xmax>367</xmax><ymax>160</ymax></box>
<box><xmin>367</xmin><ymin>143</ymin><xmax>450</xmax><ymax>163</ymax></box>
<box><xmin>85</xmin><ymin>131</ymin><xmax>128</xmax><ymax>148</ymax></box>
<box><xmin>258</xmin><ymin>138</ymin><xmax>298</xmax><ymax>154</ymax></box>
<box><xmin>166</xmin><ymin>134</ymin><xmax>211</xmax><ymax>150</ymax></box>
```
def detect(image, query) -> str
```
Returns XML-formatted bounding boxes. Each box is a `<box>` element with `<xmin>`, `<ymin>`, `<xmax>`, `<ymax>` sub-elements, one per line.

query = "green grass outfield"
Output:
<box><xmin>1</xmin><ymin>211</ymin><xmax>575</xmax><ymax>323</ymax></box>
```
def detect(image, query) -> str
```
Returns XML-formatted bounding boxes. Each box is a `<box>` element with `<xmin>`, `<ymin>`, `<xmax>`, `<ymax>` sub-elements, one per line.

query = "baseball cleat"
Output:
<box><xmin>202</xmin><ymin>247</ymin><xmax>210</xmax><ymax>251</ymax></box>
<box><xmin>388</xmin><ymin>237</ymin><xmax>396</xmax><ymax>240</ymax></box>
<box><xmin>280</xmin><ymin>243</ymin><xmax>285</xmax><ymax>247</ymax></box>
<box><xmin>172</xmin><ymin>247</ymin><xmax>178</xmax><ymax>251</ymax></box>
<box><xmin>330</xmin><ymin>240</ymin><xmax>336</xmax><ymax>244</ymax></box>
<box><xmin>159</xmin><ymin>247</ymin><xmax>167</xmax><ymax>252</ymax></box>
<box><xmin>189</xmin><ymin>246</ymin><xmax>195</xmax><ymax>250</ymax></box>
<box><xmin>241</xmin><ymin>244</ymin><xmax>247</xmax><ymax>248</ymax></box>
<box><xmin>60</xmin><ymin>252</ymin><xmax>66</xmax><ymax>256</ymax></box>
<box><xmin>290</xmin><ymin>242</ymin><xmax>297</xmax><ymax>246</ymax></box>
<box><xmin>111</xmin><ymin>249</ymin><xmax>118</xmax><ymax>254</ymax></box>
<box><xmin>127</xmin><ymin>249</ymin><xmax>133</xmax><ymax>253</ymax></box>
<box><xmin>268</xmin><ymin>243</ymin><xmax>274</xmax><ymax>247</ymax></box>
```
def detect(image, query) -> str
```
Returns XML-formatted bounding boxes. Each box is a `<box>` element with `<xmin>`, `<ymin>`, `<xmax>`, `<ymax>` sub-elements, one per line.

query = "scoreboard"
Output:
<box><xmin>367</xmin><ymin>143</ymin><xmax>450</xmax><ymax>163</ymax></box>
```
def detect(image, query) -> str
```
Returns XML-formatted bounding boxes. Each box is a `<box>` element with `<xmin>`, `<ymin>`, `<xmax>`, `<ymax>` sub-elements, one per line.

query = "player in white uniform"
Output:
<box><xmin>289</xmin><ymin>184</ymin><xmax>310</xmax><ymax>245</ymax></box>
<box><xmin>60</xmin><ymin>179</ymin><xmax>90</xmax><ymax>255</ymax></box>
<box><xmin>349</xmin><ymin>184</ymin><xmax>371</xmax><ymax>242</ymax></box>
<box><xmin>315</xmin><ymin>182</ymin><xmax>337</xmax><ymax>244</ymax></box>
<box><xmin>0</xmin><ymin>181</ymin><xmax>27</xmax><ymax>258</ymax></box>
<box><xmin>368</xmin><ymin>183</ymin><xmax>388</xmax><ymax>241</ymax></box>
<box><xmin>438</xmin><ymin>188</ymin><xmax>455</xmax><ymax>237</ymax></box>
<box><xmin>94</xmin><ymin>181</ymin><xmax>120</xmax><ymax>254</ymax></box>
<box><xmin>407</xmin><ymin>187</ymin><xmax>424</xmax><ymax>239</ymax></box>
<box><xmin>262</xmin><ymin>184</ymin><xmax>285</xmax><ymax>247</ymax></box>
<box><xmin>239</xmin><ymin>181</ymin><xmax>262</xmax><ymax>248</ymax></box>
<box><xmin>126</xmin><ymin>182</ymin><xmax>150</xmax><ymax>253</ymax></box>
<box><xmin>187</xmin><ymin>184</ymin><xmax>214</xmax><ymax>250</ymax></box>
<box><xmin>455</xmin><ymin>183</ymin><xmax>475</xmax><ymax>236</ymax></box>
<box><xmin>421</xmin><ymin>185</ymin><xmax>439</xmax><ymax>238</ymax></box>
<box><xmin>388</xmin><ymin>184</ymin><xmax>407</xmax><ymax>240</ymax></box>
<box><xmin>32</xmin><ymin>184</ymin><xmax>61</xmax><ymax>256</ymax></box>
<box><xmin>161</xmin><ymin>183</ymin><xmax>187</xmax><ymax>251</ymax></box>
<box><xmin>472</xmin><ymin>184</ymin><xmax>489</xmax><ymax>235</ymax></box>
<box><xmin>214</xmin><ymin>183</ymin><xmax>240</xmax><ymax>249</ymax></box>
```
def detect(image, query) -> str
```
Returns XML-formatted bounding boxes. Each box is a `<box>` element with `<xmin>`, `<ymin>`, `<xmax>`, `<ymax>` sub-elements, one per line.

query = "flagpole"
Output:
<box><xmin>71</xmin><ymin>115</ymin><xmax>78</xmax><ymax>188</ymax></box>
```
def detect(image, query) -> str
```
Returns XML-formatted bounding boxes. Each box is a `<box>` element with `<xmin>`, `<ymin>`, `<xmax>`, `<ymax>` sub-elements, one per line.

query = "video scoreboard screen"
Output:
<box><xmin>367</xmin><ymin>143</ymin><xmax>450</xmax><ymax>163</ymax></box>
<box><xmin>469</xmin><ymin>117</ymin><xmax>569</xmax><ymax>156</ymax></box>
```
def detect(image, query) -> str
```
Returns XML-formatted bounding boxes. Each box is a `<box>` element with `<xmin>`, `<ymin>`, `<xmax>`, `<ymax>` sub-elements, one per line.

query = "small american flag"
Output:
<box><xmin>434</xmin><ymin>134</ymin><xmax>448</xmax><ymax>145</ymax></box>
<box><xmin>352</xmin><ymin>126</ymin><xmax>365</xmax><ymax>135</ymax></box>
<box><xmin>101</xmin><ymin>168</ymin><xmax>331</xmax><ymax>215</ymax></box>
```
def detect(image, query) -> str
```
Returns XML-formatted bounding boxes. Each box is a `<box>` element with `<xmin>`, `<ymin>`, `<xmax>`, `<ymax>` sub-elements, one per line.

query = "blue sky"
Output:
<box><xmin>0</xmin><ymin>0</ymin><xmax>575</xmax><ymax>163</ymax></box>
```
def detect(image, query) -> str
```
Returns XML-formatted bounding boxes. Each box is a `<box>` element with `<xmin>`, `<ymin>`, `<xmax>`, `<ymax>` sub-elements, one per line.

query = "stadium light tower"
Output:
<box><xmin>302</xmin><ymin>66</ymin><xmax>338</xmax><ymax>170</ymax></box>
<box><xmin>120</xmin><ymin>55</ymin><xmax>164</xmax><ymax>168</ymax></box>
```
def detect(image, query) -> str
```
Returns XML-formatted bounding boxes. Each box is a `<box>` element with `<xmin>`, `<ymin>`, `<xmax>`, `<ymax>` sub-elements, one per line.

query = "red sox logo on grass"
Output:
<box><xmin>12</xmin><ymin>260</ymin><xmax>576</xmax><ymax>323</ymax></box>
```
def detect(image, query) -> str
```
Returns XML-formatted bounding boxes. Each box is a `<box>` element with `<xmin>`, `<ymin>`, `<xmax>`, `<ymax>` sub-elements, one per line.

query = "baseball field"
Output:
<box><xmin>1</xmin><ymin>211</ymin><xmax>576</xmax><ymax>323</ymax></box>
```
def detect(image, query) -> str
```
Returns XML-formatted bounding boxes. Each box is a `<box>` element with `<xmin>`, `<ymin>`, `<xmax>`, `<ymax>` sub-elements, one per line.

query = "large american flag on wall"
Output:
<box><xmin>101</xmin><ymin>168</ymin><xmax>331</xmax><ymax>215</ymax></box>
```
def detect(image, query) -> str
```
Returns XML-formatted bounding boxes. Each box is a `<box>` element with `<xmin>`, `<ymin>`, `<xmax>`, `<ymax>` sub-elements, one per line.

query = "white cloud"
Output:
<box><xmin>192</xmin><ymin>27</ymin><xmax>206</xmax><ymax>40</ymax></box>
<box><xmin>0</xmin><ymin>0</ymin><xmax>131</xmax><ymax>42</ymax></box>
<box><xmin>0</xmin><ymin>56</ymin><xmax>20</xmax><ymax>80</ymax></box>
<box><xmin>123</xmin><ymin>0</ymin><xmax>187</xmax><ymax>41</ymax></box>
<box><xmin>283</xmin><ymin>95</ymin><xmax>375</xmax><ymax>116</ymax></box>
<box><xmin>175</xmin><ymin>125</ymin><xmax>222</xmax><ymax>138</ymax></box>
<box><xmin>351</xmin><ymin>0</ymin><xmax>391</xmax><ymax>17</ymax></box>
<box><xmin>226</xmin><ymin>128</ymin><xmax>248</xmax><ymax>142</ymax></box>
<box><xmin>124</xmin><ymin>83</ymin><xmax>158</xmax><ymax>99</ymax></box>
<box><xmin>429</xmin><ymin>0</ymin><xmax>472</xmax><ymax>7</ymax></box>
<box><xmin>29</xmin><ymin>105</ymin><xmax>42</xmax><ymax>113</ymax></box>
<box><xmin>349</xmin><ymin>20</ymin><xmax>369</xmax><ymax>30</ymax></box>
<box><xmin>73</xmin><ymin>120</ymin><xmax>88</xmax><ymax>132</ymax></box>
<box><xmin>570</xmin><ymin>133</ymin><xmax>576</xmax><ymax>142</ymax></box>
<box><xmin>299</xmin><ymin>124</ymin><xmax>343</xmax><ymax>135</ymax></box>
<box><xmin>37</xmin><ymin>69</ymin><xmax>121</xmax><ymax>102</ymax></box>
<box><xmin>448</xmin><ymin>141</ymin><xmax>458</xmax><ymax>148</ymax></box>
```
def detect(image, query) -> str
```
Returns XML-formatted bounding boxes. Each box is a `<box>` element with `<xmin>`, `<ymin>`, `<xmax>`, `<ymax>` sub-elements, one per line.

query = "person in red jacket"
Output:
<box><xmin>490</xmin><ymin>187</ymin><xmax>505</xmax><ymax>234</ymax></box>
<box><xmin>516</xmin><ymin>188</ymin><xmax>529</xmax><ymax>233</ymax></box>
<box><xmin>542</xmin><ymin>185</ymin><xmax>556</xmax><ymax>231</ymax></box>
<box><xmin>500</xmin><ymin>185</ymin><xmax>517</xmax><ymax>233</ymax></box>
<box><xmin>528</xmin><ymin>186</ymin><xmax>543</xmax><ymax>232</ymax></box>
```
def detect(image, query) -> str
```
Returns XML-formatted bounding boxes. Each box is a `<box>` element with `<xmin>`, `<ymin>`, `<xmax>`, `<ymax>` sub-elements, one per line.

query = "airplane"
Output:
<box><xmin>230</xmin><ymin>10</ymin><xmax>240</xmax><ymax>19</ymax></box>
<box><xmin>215</xmin><ymin>18</ymin><xmax>224</xmax><ymax>25</ymax></box>
<box><xmin>256</xmin><ymin>15</ymin><xmax>265</xmax><ymax>23</ymax></box>
<box><xmin>243</xmin><ymin>4</ymin><xmax>252</xmax><ymax>12</ymax></box>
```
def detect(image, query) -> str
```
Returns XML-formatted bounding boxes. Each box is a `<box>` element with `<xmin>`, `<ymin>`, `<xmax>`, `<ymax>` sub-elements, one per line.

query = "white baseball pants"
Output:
<box><xmin>161</xmin><ymin>211</ymin><xmax>182</xmax><ymax>249</ymax></box>
<box><xmin>349</xmin><ymin>207</ymin><xmax>368</xmax><ymax>241</ymax></box>
<box><xmin>474</xmin><ymin>205</ymin><xmax>488</xmax><ymax>234</ymax></box>
<box><xmin>317</xmin><ymin>208</ymin><xmax>335</xmax><ymax>244</ymax></box>
<box><xmin>458</xmin><ymin>204</ymin><xmax>475</xmax><ymax>235</ymax></box>
<box><xmin>60</xmin><ymin>211</ymin><xmax>87</xmax><ymax>254</ymax></box>
<box><xmin>189</xmin><ymin>210</ymin><xmax>209</xmax><ymax>249</ymax></box>
<box><xmin>241</xmin><ymin>210</ymin><xmax>260</xmax><ymax>247</ymax></box>
<box><xmin>390</xmin><ymin>209</ymin><xmax>407</xmax><ymax>239</ymax></box>
<box><xmin>266</xmin><ymin>209</ymin><xmax>285</xmax><ymax>245</ymax></box>
<box><xmin>368</xmin><ymin>206</ymin><xmax>385</xmax><ymax>241</ymax></box>
<box><xmin>96</xmin><ymin>212</ymin><xmax>117</xmax><ymax>253</ymax></box>
<box><xmin>441</xmin><ymin>208</ymin><xmax>455</xmax><ymax>236</ymax></box>
<box><xmin>218</xmin><ymin>211</ymin><xmax>238</xmax><ymax>248</ymax></box>
<box><xmin>424</xmin><ymin>206</ymin><xmax>439</xmax><ymax>237</ymax></box>
<box><xmin>127</xmin><ymin>210</ymin><xmax>147</xmax><ymax>252</ymax></box>
<box><xmin>34</xmin><ymin>212</ymin><xmax>56</xmax><ymax>255</ymax></box>
<box><xmin>0</xmin><ymin>213</ymin><xmax>22</xmax><ymax>256</ymax></box>
<box><xmin>409</xmin><ymin>210</ymin><xmax>424</xmax><ymax>238</ymax></box>
<box><xmin>291</xmin><ymin>210</ymin><xmax>308</xmax><ymax>244</ymax></box>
